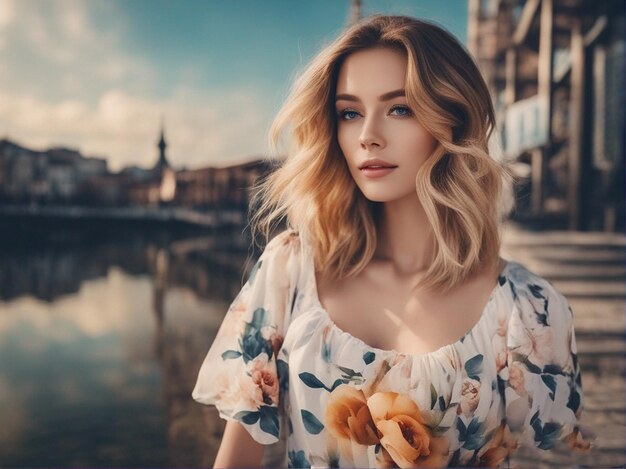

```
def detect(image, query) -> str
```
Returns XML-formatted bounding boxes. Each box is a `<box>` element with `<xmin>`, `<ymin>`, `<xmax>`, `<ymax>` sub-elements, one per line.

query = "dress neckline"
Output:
<box><xmin>306</xmin><ymin>248</ymin><xmax>510</xmax><ymax>360</ymax></box>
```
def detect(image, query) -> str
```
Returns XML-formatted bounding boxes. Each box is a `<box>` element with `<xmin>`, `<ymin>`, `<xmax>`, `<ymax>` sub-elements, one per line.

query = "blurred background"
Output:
<box><xmin>0</xmin><ymin>0</ymin><xmax>623</xmax><ymax>467</ymax></box>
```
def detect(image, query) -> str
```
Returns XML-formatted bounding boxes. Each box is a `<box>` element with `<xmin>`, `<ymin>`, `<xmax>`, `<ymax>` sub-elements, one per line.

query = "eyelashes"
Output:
<box><xmin>336</xmin><ymin>105</ymin><xmax>413</xmax><ymax>121</ymax></box>
<box><xmin>338</xmin><ymin>109</ymin><xmax>360</xmax><ymax>120</ymax></box>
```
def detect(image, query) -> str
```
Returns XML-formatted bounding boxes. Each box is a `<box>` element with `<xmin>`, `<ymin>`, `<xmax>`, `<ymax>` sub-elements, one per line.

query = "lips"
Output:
<box><xmin>359</xmin><ymin>158</ymin><xmax>398</xmax><ymax>169</ymax></box>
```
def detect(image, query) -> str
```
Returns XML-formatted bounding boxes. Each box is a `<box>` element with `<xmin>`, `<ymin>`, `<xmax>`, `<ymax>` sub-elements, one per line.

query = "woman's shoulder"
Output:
<box><xmin>505</xmin><ymin>260</ymin><xmax>570</xmax><ymax>310</ymax></box>
<box><xmin>504</xmin><ymin>260</ymin><xmax>575</xmax><ymax>354</ymax></box>
<box><xmin>275</xmin><ymin>227</ymin><xmax>301</xmax><ymax>243</ymax></box>
<box><xmin>261</xmin><ymin>228</ymin><xmax>301</xmax><ymax>259</ymax></box>
<box><xmin>250</xmin><ymin>228</ymin><xmax>303</xmax><ymax>286</ymax></box>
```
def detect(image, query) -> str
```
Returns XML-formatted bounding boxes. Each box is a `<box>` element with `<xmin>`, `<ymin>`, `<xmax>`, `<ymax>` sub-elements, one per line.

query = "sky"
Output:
<box><xmin>0</xmin><ymin>0</ymin><xmax>469</xmax><ymax>172</ymax></box>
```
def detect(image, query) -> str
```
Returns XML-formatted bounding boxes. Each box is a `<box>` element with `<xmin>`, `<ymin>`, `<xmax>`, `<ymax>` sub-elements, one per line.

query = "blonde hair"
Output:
<box><xmin>248</xmin><ymin>14</ymin><xmax>516</xmax><ymax>293</ymax></box>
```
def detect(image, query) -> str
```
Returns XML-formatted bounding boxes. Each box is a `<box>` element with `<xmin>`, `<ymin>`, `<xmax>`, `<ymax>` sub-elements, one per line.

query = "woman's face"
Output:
<box><xmin>335</xmin><ymin>47</ymin><xmax>437</xmax><ymax>203</ymax></box>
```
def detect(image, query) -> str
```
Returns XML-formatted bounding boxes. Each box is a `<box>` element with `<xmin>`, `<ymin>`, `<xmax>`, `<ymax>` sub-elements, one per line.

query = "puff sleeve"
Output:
<box><xmin>503</xmin><ymin>276</ymin><xmax>595</xmax><ymax>454</ymax></box>
<box><xmin>191</xmin><ymin>229</ymin><xmax>301</xmax><ymax>444</ymax></box>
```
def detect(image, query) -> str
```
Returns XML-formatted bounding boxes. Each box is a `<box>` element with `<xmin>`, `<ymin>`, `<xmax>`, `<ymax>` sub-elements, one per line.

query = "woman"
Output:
<box><xmin>192</xmin><ymin>14</ymin><xmax>594</xmax><ymax>468</ymax></box>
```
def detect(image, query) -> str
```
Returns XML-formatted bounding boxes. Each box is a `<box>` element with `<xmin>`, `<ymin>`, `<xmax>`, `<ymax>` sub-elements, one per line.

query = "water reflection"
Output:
<box><xmin>0</xmin><ymin>224</ymin><xmax>256</xmax><ymax>467</ymax></box>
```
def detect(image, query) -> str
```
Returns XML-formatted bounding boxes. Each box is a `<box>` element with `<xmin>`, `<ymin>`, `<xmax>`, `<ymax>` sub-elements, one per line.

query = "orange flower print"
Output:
<box><xmin>457</xmin><ymin>378</ymin><xmax>481</xmax><ymax>418</ymax></box>
<box><xmin>508</xmin><ymin>361</ymin><xmax>527</xmax><ymax>397</ymax></box>
<box><xmin>367</xmin><ymin>392</ymin><xmax>450</xmax><ymax>468</ymax></box>
<box><xmin>493</xmin><ymin>317</ymin><xmax>507</xmax><ymax>373</ymax></box>
<box><xmin>508</xmin><ymin>310</ymin><xmax>554</xmax><ymax>367</ymax></box>
<box><xmin>477</xmin><ymin>420</ymin><xmax>519</xmax><ymax>467</ymax></box>
<box><xmin>565</xmin><ymin>427</ymin><xmax>592</xmax><ymax>453</ymax></box>
<box><xmin>220</xmin><ymin>296</ymin><xmax>249</xmax><ymax>337</ymax></box>
<box><xmin>373</xmin><ymin>445</ymin><xmax>399</xmax><ymax>468</ymax></box>
<box><xmin>324</xmin><ymin>384</ymin><xmax>379</xmax><ymax>445</ymax></box>
<box><xmin>269</xmin><ymin>332</ymin><xmax>284</xmax><ymax>359</ymax></box>
<box><xmin>248</xmin><ymin>354</ymin><xmax>279</xmax><ymax>405</ymax></box>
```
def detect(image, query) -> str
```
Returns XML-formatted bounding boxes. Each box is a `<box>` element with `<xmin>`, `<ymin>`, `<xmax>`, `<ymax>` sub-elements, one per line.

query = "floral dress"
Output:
<box><xmin>192</xmin><ymin>229</ymin><xmax>594</xmax><ymax>468</ymax></box>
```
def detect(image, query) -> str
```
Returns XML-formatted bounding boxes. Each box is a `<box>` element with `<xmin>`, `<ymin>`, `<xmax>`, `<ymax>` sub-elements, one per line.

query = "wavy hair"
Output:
<box><xmin>248</xmin><ymin>14</ymin><xmax>516</xmax><ymax>293</ymax></box>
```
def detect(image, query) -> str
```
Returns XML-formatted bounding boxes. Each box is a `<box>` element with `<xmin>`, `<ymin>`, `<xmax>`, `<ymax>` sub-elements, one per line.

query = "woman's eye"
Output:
<box><xmin>338</xmin><ymin>109</ymin><xmax>359</xmax><ymax>120</ymax></box>
<box><xmin>390</xmin><ymin>105</ymin><xmax>412</xmax><ymax>117</ymax></box>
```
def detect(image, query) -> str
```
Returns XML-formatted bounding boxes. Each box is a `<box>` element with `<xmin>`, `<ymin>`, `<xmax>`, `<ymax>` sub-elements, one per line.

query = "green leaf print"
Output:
<box><xmin>438</xmin><ymin>396</ymin><xmax>447</xmax><ymax>411</ymax></box>
<box><xmin>259</xmin><ymin>406</ymin><xmax>280</xmax><ymax>439</ymax></box>
<box><xmin>248</xmin><ymin>258</ymin><xmax>262</xmax><ymax>285</ymax></box>
<box><xmin>512</xmin><ymin>352</ymin><xmax>542</xmax><ymax>374</ymax></box>
<box><xmin>432</xmin><ymin>425</ymin><xmax>450</xmax><ymax>436</ymax></box>
<box><xmin>528</xmin><ymin>283</ymin><xmax>545</xmax><ymax>299</ymax></box>
<box><xmin>239</xmin><ymin>328</ymin><xmax>273</xmax><ymax>363</ymax></box>
<box><xmin>530</xmin><ymin>413</ymin><xmax>562</xmax><ymax>450</ymax></box>
<box><xmin>336</xmin><ymin>365</ymin><xmax>362</xmax><ymax>378</ymax></box>
<box><xmin>523</xmin><ymin>358</ymin><xmax>542</xmax><ymax>374</ymax></box>
<box><xmin>464</xmin><ymin>354</ymin><xmax>484</xmax><ymax>379</ymax></box>
<box><xmin>530</xmin><ymin>409</ymin><xmax>540</xmax><ymax>426</ymax></box>
<box><xmin>363</xmin><ymin>351</ymin><xmax>376</xmax><ymax>365</ymax></box>
<box><xmin>456</xmin><ymin>418</ymin><xmax>467</xmax><ymax>440</ymax></box>
<box><xmin>456</xmin><ymin>418</ymin><xmax>486</xmax><ymax>450</ymax></box>
<box><xmin>301</xmin><ymin>409</ymin><xmax>324</xmax><ymax>435</ymax></box>
<box><xmin>567</xmin><ymin>387</ymin><xmax>581</xmax><ymax>413</ymax></box>
<box><xmin>299</xmin><ymin>372</ymin><xmax>328</xmax><ymax>390</ymax></box>
<box><xmin>221</xmin><ymin>349</ymin><xmax>242</xmax><ymax>360</ymax></box>
<box><xmin>288</xmin><ymin>450</ymin><xmax>311</xmax><ymax>469</ymax></box>
<box><xmin>277</xmin><ymin>359</ymin><xmax>289</xmax><ymax>394</ymax></box>
<box><xmin>321</xmin><ymin>342</ymin><xmax>331</xmax><ymax>363</ymax></box>
<box><xmin>330</xmin><ymin>378</ymin><xmax>349</xmax><ymax>391</ymax></box>
<box><xmin>537</xmin><ymin>422</ymin><xmax>562</xmax><ymax>449</ymax></box>
<box><xmin>430</xmin><ymin>383</ymin><xmax>437</xmax><ymax>409</ymax></box>
<box><xmin>541</xmin><ymin>374</ymin><xmax>557</xmax><ymax>400</ymax></box>
<box><xmin>463</xmin><ymin>418</ymin><xmax>486</xmax><ymax>450</ymax></box>
<box><xmin>250</xmin><ymin>307</ymin><xmax>268</xmax><ymax>331</ymax></box>
<box><xmin>290</xmin><ymin>286</ymin><xmax>298</xmax><ymax>314</ymax></box>
<box><xmin>233</xmin><ymin>410</ymin><xmax>260</xmax><ymax>425</ymax></box>
<box><xmin>448</xmin><ymin>448</ymin><xmax>461</xmax><ymax>466</ymax></box>
<box><xmin>543</xmin><ymin>364</ymin><xmax>565</xmax><ymax>375</ymax></box>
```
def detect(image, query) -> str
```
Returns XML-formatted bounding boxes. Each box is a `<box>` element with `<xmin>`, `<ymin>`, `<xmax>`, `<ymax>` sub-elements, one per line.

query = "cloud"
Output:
<box><xmin>0</xmin><ymin>0</ymin><xmax>15</xmax><ymax>49</ymax></box>
<box><xmin>0</xmin><ymin>0</ymin><xmax>150</xmax><ymax>95</ymax></box>
<box><xmin>0</xmin><ymin>84</ymin><xmax>271</xmax><ymax>171</ymax></box>
<box><xmin>19</xmin><ymin>0</ymin><xmax>118</xmax><ymax>64</ymax></box>
<box><xmin>0</xmin><ymin>0</ymin><xmax>15</xmax><ymax>30</ymax></box>
<box><xmin>0</xmin><ymin>1</ymin><xmax>274</xmax><ymax>171</ymax></box>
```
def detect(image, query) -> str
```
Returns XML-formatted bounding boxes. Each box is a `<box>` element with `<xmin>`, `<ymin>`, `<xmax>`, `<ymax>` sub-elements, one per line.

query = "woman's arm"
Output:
<box><xmin>213</xmin><ymin>420</ymin><xmax>266</xmax><ymax>468</ymax></box>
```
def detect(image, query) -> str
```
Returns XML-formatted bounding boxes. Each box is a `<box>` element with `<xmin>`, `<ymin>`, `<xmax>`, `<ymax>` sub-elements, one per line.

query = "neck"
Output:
<box><xmin>374</xmin><ymin>193</ymin><xmax>435</xmax><ymax>276</ymax></box>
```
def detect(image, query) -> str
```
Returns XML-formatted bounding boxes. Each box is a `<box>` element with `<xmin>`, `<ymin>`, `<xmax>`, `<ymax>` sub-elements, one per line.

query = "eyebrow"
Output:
<box><xmin>335</xmin><ymin>89</ymin><xmax>406</xmax><ymax>103</ymax></box>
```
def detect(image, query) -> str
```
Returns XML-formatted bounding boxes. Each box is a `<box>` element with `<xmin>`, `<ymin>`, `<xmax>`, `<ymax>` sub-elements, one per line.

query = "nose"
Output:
<box><xmin>358</xmin><ymin>116</ymin><xmax>385</xmax><ymax>149</ymax></box>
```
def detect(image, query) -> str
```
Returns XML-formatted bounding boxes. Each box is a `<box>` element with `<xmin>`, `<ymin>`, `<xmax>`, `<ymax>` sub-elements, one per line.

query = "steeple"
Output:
<box><xmin>348</xmin><ymin>0</ymin><xmax>361</xmax><ymax>27</ymax></box>
<box><xmin>154</xmin><ymin>117</ymin><xmax>170</xmax><ymax>172</ymax></box>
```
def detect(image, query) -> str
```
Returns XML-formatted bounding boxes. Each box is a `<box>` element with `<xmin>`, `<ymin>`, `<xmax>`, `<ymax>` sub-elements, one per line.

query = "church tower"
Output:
<box><xmin>348</xmin><ymin>0</ymin><xmax>361</xmax><ymax>26</ymax></box>
<box><xmin>153</xmin><ymin>119</ymin><xmax>170</xmax><ymax>172</ymax></box>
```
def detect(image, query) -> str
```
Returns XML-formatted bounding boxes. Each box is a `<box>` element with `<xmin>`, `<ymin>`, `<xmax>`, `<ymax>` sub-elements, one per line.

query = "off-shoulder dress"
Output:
<box><xmin>192</xmin><ymin>229</ymin><xmax>593</xmax><ymax>468</ymax></box>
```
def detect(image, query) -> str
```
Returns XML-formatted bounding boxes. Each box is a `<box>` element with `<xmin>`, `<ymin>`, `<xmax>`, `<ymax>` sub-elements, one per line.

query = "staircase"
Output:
<box><xmin>501</xmin><ymin>221</ymin><xmax>626</xmax><ymax>468</ymax></box>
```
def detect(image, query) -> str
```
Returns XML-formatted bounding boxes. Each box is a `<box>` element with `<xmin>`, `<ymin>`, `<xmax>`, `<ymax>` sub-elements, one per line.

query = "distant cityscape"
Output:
<box><xmin>0</xmin><ymin>126</ymin><xmax>274</xmax><ymax>211</ymax></box>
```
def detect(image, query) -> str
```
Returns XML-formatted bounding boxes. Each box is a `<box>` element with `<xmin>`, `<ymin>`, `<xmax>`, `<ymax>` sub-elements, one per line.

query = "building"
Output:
<box><xmin>468</xmin><ymin>0</ymin><xmax>624</xmax><ymax>231</ymax></box>
<box><xmin>174</xmin><ymin>159</ymin><xmax>274</xmax><ymax>210</ymax></box>
<box><xmin>0</xmin><ymin>138</ymin><xmax>108</xmax><ymax>203</ymax></box>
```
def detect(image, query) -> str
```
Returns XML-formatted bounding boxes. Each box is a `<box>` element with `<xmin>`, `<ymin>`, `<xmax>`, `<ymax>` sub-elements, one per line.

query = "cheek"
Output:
<box><xmin>405</xmin><ymin>132</ymin><xmax>436</xmax><ymax>160</ymax></box>
<box><xmin>337</xmin><ymin>126</ymin><xmax>355</xmax><ymax>157</ymax></box>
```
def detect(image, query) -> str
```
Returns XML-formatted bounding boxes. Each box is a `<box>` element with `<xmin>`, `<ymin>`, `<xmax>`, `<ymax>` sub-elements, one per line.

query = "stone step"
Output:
<box><xmin>502</xmin><ymin>245</ymin><xmax>625</xmax><ymax>263</ymax></box>
<box><xmin>575</xmin><ymin>335</ymin><xmax>626</xmax><ymax>356</ymax></box>
<box><xmin>502</xmin><ymin>258</ymin><xmax>626</xmax><ymax>279</ymax></box>
<box><xmin>578</xmin><ymin>354</ymin><xmax>625</xmax><ymax>376</ymax></box>
<box><xmin>501</xmin><ymin>224</ymin><xmax>626</xmax><ymax>247</ymax></box>
<box><xmin>548</xmin><ymin>279</ymin><xmax>626</xmax><ymax>299</ymax></box>
<box><xmin>569</xmin><ymin>298</ymin><xmax>625</xmax><ymax>334</ymax></box>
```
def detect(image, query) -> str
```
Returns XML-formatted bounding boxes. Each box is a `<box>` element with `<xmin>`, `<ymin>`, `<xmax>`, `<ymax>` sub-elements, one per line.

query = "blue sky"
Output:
<box><xmin>0</xmin><ymin>0</ymin><xmax>468</xmax><ymax>171</ymax></box>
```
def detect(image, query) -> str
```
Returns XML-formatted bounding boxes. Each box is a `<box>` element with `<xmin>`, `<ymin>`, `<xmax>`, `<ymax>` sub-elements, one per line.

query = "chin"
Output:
<box><xmin>359</xmin><ymin>187</ymin><xmax>418</xmax><ymax>204</ymax></box>
<box><xmin>359</xmin><ymin>191</ymin><xmax>401</xmax><ymax>203</ymax></box>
